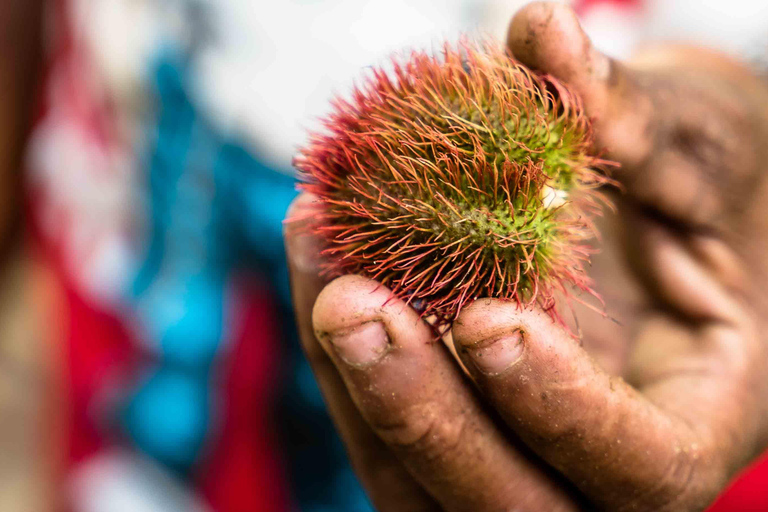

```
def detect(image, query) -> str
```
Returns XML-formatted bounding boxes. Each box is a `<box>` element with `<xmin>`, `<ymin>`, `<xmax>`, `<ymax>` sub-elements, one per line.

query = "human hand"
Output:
<box><xmin>285</xmin><ymin>2</ymin><xmax>768</xmax><ymax>511</ymax></box>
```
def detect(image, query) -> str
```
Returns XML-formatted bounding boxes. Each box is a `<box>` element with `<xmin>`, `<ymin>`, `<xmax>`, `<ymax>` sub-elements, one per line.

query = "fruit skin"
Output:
<box><xmin>293</xmin><ymin>40</ymin><xmax>612</xmax><ymax>328</ymax></box>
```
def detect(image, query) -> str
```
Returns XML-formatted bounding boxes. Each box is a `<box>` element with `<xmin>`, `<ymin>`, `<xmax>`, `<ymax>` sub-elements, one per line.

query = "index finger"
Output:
<box><xmin>285</xmin><ymin>193</ymin><xmax>442</xmax><ymax>511</ymax></box>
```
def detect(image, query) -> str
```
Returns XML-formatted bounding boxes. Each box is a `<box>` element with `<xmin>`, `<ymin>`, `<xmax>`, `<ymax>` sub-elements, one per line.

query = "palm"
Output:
<box><xmin>559</xmin><ymin>41</ymin><xmax>768</xmax><ymax>384</ymax></box>
<box><xmin>564</xmin><ymin>208</ymin><xmax>644</xmax><ymax>377</ymax></box>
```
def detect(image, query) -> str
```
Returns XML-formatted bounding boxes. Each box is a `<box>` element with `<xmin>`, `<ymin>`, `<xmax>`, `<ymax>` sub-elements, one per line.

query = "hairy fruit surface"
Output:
<box><xmin>294</xmin><ymin>41</ymin><xmax>611</xmax><ymax>327</ymax></box>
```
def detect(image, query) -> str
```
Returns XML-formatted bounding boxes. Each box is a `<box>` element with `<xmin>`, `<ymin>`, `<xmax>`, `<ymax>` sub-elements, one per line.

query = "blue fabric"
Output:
<box><xmin>122</xmin><ymin>48</ymin><xmax>373</xmax><ymax>511</ymax></box>
<box><xmin>123</xmin><ymin>367</ymin><xmax>210</xmax><ymax>471</ymax></box>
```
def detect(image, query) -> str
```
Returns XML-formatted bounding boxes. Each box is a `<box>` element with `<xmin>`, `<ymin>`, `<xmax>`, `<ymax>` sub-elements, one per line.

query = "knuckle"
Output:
<box><xmin>661</xmin><ymin>461</ymin><xmax>724</xmax><ymax>511</ymax></box>
<box><xmin>621</xmin><ymin>440</ymin><xmax>726</xmax><ymax>512</ymax></box>
<box><xmin>371</xmin><ymin>400</ymin><xmax>468</xmax><ymax>461</ymax></box>
<box><xmin>660</xmin><ymin>451</ymin><xmax>714</xmax><ymax>511</ymax></box>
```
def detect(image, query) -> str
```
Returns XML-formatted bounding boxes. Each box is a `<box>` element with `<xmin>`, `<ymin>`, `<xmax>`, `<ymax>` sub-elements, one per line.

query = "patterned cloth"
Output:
<box><xmin>27</xmin><ymin>1</ymin><xmax>374</xmax><ymax>510</ymax></box>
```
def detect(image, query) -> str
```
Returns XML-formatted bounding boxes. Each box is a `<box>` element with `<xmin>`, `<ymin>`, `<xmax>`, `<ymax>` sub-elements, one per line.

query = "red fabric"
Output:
<box><xmin>574</xmin><ymin>0</ymin><xmax>643</xmax><ymax>11</ymax></box>
<box><xmin>61</xmin><ymin>276</ymin><xmax>137</xmax><ymax>465</ymax></box>
<box><xmin>709</xmin><ymin>454</ymin><xmax>768</xmax><ymax>512</ymax></box>
<box><xmin>197</xmin><ymin>276</ymin><xmax>290</xmax><ymax>512</ymax></box>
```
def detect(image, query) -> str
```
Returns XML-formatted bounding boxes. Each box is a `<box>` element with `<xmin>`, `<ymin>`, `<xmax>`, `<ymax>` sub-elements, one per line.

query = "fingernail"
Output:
<box><xmin>462</xmin><ymin>330</ymin><xmax>525</xmax><ymax>376</ymax></box>
<box><xmin>329</xmin><ymin>321</ymin><xmax>390</xmax><ymax>367</ymax></box>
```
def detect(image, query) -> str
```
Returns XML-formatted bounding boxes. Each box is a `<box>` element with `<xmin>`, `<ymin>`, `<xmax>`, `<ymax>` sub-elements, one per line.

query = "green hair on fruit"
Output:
<box><xmin>294</xmin><ymin>40</ymin><xmax>613</xmax><ymax>329</ymax></box>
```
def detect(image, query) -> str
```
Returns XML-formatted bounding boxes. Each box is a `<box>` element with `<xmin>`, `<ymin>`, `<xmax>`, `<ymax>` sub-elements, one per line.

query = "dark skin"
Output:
<box><xmin>0</xmin><ymin>0</ymin><xmax>41</xmax><ymax>246</ymax></box>
<box><xmin>286</xmin><ymin>2</ymin><xmax>768</xmax><ymax>511</ymax></box>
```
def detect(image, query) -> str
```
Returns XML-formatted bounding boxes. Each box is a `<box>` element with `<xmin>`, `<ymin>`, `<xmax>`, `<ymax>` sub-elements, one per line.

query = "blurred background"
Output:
<box><xmin>1</xmin><ymin>0</ymin><xmax>768</xmax><ymax>511</ymax></box>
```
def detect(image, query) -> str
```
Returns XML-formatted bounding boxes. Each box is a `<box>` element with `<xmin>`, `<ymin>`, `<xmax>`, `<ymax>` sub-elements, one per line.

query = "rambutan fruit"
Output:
<box><xmin>293</xmin><ymin>41</ymin><xmax>612</xmax><ymax>328</ymax></box>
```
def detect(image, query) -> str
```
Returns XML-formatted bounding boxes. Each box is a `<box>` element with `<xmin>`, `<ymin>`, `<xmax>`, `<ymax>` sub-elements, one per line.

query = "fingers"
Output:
<box><xmin>452</xmin><ymin>300</ymin><xmax>764</xmax><ymax>511</ymax></box>
<box><xmin>507</xmin><ymin>2</ymin><xmax>611</xmax><ymax>116</ymax></box>
<box><xmin>506</xmin><ymin>1</ymin><xmax>653</xmax><ymax>167</ymax></box>
<box><xmin>285</xmin><ymin>193</ymin><xmax>442</xmax><ymax>512</ymax></box>
<box><xmin>312</xmin><ymin>275</ymin><xmax>580</xmax><ymax>512</ymax></box>
<box><xmin>619</xmin><ymin>205</ymin><xmax>745</xmax><ymax>323</ymax></box>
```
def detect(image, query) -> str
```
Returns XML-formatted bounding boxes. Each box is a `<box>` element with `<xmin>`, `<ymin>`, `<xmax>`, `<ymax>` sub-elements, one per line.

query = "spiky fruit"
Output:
<box><xmin>294</xmin><ymin>41</ymin><xmax>611</xmax><ymax>327</ymax></box>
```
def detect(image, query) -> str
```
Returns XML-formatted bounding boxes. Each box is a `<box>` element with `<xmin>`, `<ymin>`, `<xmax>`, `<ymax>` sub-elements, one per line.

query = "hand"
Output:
<box><xmin>285</xmin><ymin>3</ymin><xmax>768</xmax><ymax>511</ymax></box>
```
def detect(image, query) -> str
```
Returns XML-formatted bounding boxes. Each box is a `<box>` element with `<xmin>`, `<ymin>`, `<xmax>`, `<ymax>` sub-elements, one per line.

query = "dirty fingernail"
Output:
<box><xmin>329</xmin><ymin>321</ymin><xmax>390</xmax><ymax>367</ymax></box>
<box><xmin>463</xmin><ymin>330</ymin><xmax>525</xmax><ymax>376</ymax></box>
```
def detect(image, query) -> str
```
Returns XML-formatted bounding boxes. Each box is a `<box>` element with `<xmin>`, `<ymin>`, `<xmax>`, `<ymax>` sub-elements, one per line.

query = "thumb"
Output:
<box><xmin>507</xmin><ymin>1</ymin><xmax>614</xmax><ymax>120</ymax></box>
<box><xmin>507</xmin><ymin>1</ymin><xmax>651</xmax><ymax>167</ymax></box>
